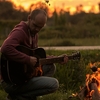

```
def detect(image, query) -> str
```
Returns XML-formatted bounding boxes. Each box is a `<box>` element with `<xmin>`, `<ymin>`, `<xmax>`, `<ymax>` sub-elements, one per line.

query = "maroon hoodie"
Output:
<box><xmin>1</xmin><ymin>21</ymin><xmax>38</xmax><ymax>65</ymax></box>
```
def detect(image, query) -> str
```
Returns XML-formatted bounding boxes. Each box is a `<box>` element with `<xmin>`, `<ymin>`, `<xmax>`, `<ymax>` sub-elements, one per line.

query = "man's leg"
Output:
<box><xmin>42</xmin><ymin>64</ymin><xmax>56</xmax><ymax>76</ymax></box>
<box><xmin>2</xmin><ymin>64</ymin><xmax>59</xmax><ymax>99</ymax></box>
<box><xmin>2</xmin><ymin>76</ymin><xmax>59</xmax><ymax>99</ymax></box>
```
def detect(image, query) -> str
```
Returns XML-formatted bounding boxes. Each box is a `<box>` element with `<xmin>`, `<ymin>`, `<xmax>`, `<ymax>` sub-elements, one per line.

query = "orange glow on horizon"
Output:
<box><xmin>10</xmin><ymin>0</ymin><xmax>100</xmax><ymax>15</ymax></box>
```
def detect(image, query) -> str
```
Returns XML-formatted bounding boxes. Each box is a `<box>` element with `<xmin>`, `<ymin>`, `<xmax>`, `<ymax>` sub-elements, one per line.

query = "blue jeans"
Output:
<box><xmin>1</xmin><ymin>64</ymin><xmax>59</xmax><ymax>98</ymax></box>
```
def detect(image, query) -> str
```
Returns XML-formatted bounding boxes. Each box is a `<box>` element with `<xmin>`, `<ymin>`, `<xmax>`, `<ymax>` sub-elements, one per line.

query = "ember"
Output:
<box><xmin>45</xmin><ymin>0</ymin><xmax>50</xmax><ymax>6</ymax></box>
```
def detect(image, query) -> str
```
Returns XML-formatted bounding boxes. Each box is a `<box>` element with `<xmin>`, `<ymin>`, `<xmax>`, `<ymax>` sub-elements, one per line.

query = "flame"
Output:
<box><xmin>98</xmin><ymin>86</ymin><xmax>100</xmax><ymax>92</ymax></box>
<box><xmin>90</xmin><ymin>62</ymin><xmax>96</xmax><ymax>68</ymax></box>
<box><xmin>89</xmin><ymin>62</ymin><xmax>94</xmax><ymax>67</ymax></box>
<box><xmin>78</xmin><ymin>62</ymin><xmax>100</xmax><ymax>99</ymax></box>
<box><xmin>85</xmin><ymin>62</ymin><xmax>100</xmax><ymax>97</ymax></box>
<box><xmin>89</xmin><ymin>62</ymin><xmax>100</xmax><ymax>68</ymax></box>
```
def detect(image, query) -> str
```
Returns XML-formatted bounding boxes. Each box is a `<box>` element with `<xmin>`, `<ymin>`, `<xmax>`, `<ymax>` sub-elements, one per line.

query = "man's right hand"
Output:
<box><xmin>30</xmin><ymin>56</ymin><xmax>37</xmax><ymax>67</ymax></box>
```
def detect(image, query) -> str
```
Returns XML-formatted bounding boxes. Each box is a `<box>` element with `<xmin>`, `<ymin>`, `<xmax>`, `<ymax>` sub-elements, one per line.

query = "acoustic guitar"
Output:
<box><xmin>1</xmin><ymin>45</ymin><xmax>81</xmax><ymax>85</ymax></box>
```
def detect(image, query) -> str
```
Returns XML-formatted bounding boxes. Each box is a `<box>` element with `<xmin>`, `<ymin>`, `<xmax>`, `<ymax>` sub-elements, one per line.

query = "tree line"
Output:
<box><xmin>0</xmin><ymin>0</ymin><xmax>100</xmax><ymax>21</ymax></box>
<box><xmin>0</xmin><ymin>0</ymin><xmax>100</xmax><ymax>43</ymax></box>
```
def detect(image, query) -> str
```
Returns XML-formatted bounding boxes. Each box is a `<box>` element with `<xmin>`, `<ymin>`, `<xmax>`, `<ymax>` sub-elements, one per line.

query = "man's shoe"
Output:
<box><xmin>6</xmin><ymin>95</ymin><xmax>27</xmax><ymax>100</ymax></box>
<box><xmin>6</xmin><ymin>95</ymin><xmax>18</xmax><ymax>100</ymax></box>
<box><xmin>6</xmin><ymin>95</ymin><xmax>13</xmax><ymax>100</ymax></box>
<box><xmin>6</xmin><ymin>94</ymin><xmax>37</xmax><ymax>100</ymax></box>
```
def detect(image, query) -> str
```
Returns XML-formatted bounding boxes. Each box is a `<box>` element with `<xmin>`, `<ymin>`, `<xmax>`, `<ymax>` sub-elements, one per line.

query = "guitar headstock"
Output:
<box><xmin>70</xmin><ymin>51</ymin><xmax>81</xmax><ymax>60</ymax></box>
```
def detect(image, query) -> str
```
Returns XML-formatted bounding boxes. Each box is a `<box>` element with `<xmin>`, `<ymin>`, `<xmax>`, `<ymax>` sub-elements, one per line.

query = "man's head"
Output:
<box><xmin>28</xmin><ymin>9</ymin><xmax>47</xmax><ymax>36</ymax></box>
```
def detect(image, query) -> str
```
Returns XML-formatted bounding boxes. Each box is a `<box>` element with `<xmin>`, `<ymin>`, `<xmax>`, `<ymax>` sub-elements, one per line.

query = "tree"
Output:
<box><xmin>98</xmin><ymin>2</ymin><xmax>100</xmax><ymax>13</ymax></box>
<box><xmin>0</xmin><ymin>0</ymin><xmax>28</xmax><ymax>20</ymax></box>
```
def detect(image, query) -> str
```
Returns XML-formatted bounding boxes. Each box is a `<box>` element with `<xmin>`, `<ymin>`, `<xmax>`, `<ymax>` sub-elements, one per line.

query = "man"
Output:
<box><xmin>0</xmin><ymin>9</ymin><xmax>68</xmax><ymax>100</ymax></box>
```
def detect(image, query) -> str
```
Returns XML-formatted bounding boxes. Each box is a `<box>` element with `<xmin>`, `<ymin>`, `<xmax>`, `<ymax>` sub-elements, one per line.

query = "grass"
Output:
<box><xmin>1</xmin><ymin>37</ymin><xmax>100</xmax><ymax>46</ymax></box>
<box><xmin>0</xmin><ymin>38</ymin><xmax>100</xmax><ymax>100</ymax></box>
<box><xmin>0</xmin><ymin>89</ymin><xmax>7</xmax><ymax>100</ymax></box>
<box><xmin>67</xmin><ymin>38</ymin><xmax>100</xmax><ymax>46</ymax></box>
<box><xmin>38</xmin><ymin>38</ymin><xmax>100</xmax><ymax>46</ymax></box>
<box><xmin>0</xmin><ymin>89</ymin><xmax>80</xmax><ymax>100</ymax></box>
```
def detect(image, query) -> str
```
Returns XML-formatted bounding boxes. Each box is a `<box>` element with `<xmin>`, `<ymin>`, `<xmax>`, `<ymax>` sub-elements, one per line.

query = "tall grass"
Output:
<box><xmin>38</xmin><ymin>38</ymin><xmax>100</xmax><ymax>46</ymax></box>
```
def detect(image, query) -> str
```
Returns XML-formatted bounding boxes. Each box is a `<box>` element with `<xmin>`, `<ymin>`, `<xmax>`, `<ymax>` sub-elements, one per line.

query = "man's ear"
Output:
<box><xmin>28</xmin><ymin>15</ymin><xmax>31</xmax><ymax>21</ymax></box>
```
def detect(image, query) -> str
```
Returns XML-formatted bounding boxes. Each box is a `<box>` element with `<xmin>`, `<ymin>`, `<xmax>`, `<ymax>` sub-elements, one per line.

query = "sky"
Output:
<box><xmin>10</xmin><ymin>0</ymin><xmax>100</xmax><ymax>14</ymax></box>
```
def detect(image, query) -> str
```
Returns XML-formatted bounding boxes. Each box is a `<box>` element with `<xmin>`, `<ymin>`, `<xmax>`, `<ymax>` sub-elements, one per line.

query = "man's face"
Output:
<box><xmin>29</xmin><ymin>14</ymin><xmax>47</xmax><ymax>36</ymax></box>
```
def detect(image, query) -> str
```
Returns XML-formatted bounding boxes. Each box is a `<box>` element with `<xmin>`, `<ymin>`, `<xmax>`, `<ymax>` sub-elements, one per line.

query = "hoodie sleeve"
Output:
<box><xmin>1</xmin><ymin>28</ymin><xmax>30</xmax><ymax>65</ymax></box>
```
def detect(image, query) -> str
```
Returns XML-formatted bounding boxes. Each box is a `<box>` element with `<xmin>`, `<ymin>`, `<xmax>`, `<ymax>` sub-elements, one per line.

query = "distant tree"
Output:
<box><xmin>58</xmin><ymin>9</ymin><xmax>67</xmax><ymax>26</ymax></box>
<box><xmin>53</xmin><ymin>8</ymin><xmax>58</xmax><ymax>26</ymax></box>
<box><xmin>28</xmin><ymin>2</ymin><xmax>49</xmax><ymax>16</ymax></box>
<box><xmin>89</xmin><ymin>5</ymin><xmax>95</xmax><ymax>13</ymax></box>
<box><xmin>0</xmin><ymin>0</ymin><xmax>28</xmax><ymax>20</ymax></box>
<box><xmin>0</xmin><ymin>0</ymin><xmax>17</xmax><ymax>19</ymax></box>
<box><xmin>98</xmin><ymin>2</ymin><xmax>100</xmax><ymax>13</ymax></box>
<box><xmin>76</xmin><ymin>4</ymin><xmax>83</xmax><ymax>13</ymax></box>
<box><xmin>0</xmin><ymin>0</ymin><xmax>6</xmax><ymax>1</ymax></box>
<box><xmin>29</xmin><ymin>4</ymin><xmax>35</xmax><ymax>12</ymax></box>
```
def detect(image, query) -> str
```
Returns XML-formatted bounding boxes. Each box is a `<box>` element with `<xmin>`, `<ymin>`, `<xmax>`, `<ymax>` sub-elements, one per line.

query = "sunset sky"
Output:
<box><xmin>10</xmin><ymin>0</ymin><xmax>100</xmax><ymax>14</ymax></box>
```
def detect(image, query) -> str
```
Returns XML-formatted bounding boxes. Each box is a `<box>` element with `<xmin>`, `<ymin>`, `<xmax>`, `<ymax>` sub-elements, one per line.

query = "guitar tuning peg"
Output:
<box><xmin>73</xmin><ymin>51</ymin><xmax>81</xmax><ymax>60</ymax></box>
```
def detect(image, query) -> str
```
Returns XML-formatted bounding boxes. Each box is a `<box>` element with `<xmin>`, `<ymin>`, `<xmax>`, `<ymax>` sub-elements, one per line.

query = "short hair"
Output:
<box><xmin>29</xmin><ymin>9</ymin><xmax>47</xmax><ymax>20</ymax></box>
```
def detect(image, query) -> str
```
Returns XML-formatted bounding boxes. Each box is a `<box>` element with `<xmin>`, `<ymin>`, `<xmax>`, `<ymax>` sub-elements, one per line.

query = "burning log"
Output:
<box><xmin>78</xmin><ymin>62</ymin><xmax>100</xmax><ymax>100</ymax></box>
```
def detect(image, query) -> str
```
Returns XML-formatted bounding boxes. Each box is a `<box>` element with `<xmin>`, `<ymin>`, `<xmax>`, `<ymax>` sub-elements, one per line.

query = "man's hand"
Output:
<box><xmin>62</xmin><ymin>54</ymin><xmax>69</xmax><ymax>64</ymax></box>
<box><xmin>47</xmin><ymin>55</ymin><xmax>68</xmax><ymax>64</ymax></box>
<box><xmin>30</xmin><ymin>56</ymin><xmax>37</xmax><ymax>67</ymax></box>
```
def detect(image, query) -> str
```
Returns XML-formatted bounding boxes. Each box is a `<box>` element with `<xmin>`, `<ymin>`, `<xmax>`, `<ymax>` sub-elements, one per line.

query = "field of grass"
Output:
<box><xmin>1</xmin><ymin>49</ymin><xmax>100</xmax><ymax>100</ymax></box>
<box><xmin>1</xmin><ymin>37</ymin><xmax>100</xmax><ymax>47</ymax></box>
<box><xmin>38</xmin><ymin>38</ymin><xmax>100</xmax><ymax>46</ymax></box>
<box><xmin>0</xmin><ymin>89</ymin><xmax>80</xmax><ymax>100</ymax></box>
<box><xmin>1</xmin><ymin>37</ymin><xmax>100</xmax><ymax>100</ymax></box>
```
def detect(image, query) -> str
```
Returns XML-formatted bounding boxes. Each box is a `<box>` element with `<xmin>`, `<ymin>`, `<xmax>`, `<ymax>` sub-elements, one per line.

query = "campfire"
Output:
<box><xmin>78</xmin><ymin>62</ymin><xmax>100</xmax><ymax>100</ymax></box>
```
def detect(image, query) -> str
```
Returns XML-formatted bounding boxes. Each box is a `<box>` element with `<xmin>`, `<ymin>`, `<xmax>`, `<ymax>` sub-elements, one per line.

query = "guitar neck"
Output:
<box><xmin>39</xmin><ymin>55</ymin><xmax>74</xmax><ymax>65</ymax></box>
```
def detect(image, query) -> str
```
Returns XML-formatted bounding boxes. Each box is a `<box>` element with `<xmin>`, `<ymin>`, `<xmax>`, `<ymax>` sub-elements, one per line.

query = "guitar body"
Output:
<box><xmin>1</xmin><ymin>45</ymin><xmax>46</xmax><ymax>85</ymax></box>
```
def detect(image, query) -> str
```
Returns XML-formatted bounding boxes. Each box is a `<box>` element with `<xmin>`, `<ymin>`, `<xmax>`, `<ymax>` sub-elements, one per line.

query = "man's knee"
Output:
<box><xmin>42</xmin><ymin>64</ymin><xmax>56</xmax><ymax>76</ymax></box>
